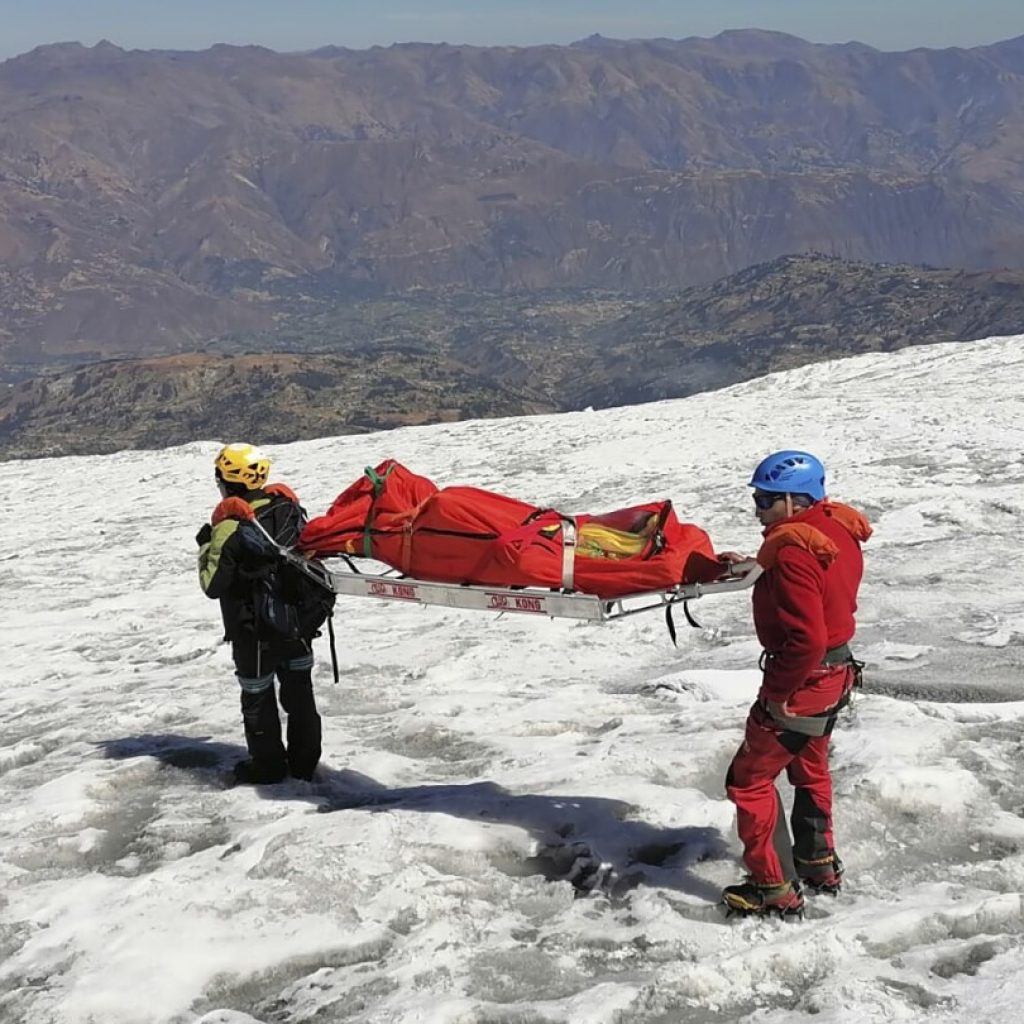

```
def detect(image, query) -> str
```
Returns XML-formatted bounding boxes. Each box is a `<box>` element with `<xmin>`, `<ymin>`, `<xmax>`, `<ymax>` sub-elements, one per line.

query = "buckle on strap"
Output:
<box><xmin>560</xmin><ymin>515</ymin><xmax>577</xmax><ymax>591</ymax></box>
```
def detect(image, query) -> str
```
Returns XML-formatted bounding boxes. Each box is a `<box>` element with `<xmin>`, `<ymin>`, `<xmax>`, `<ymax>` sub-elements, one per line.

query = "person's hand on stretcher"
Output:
<box><xmin>715</xmin><ymin>550</ymin><xmax>759</xmax><ymax>578</ymax></box>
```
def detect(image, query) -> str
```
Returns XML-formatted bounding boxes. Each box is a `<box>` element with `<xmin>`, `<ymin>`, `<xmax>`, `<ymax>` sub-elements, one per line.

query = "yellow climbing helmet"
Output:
<box><xmin>214</xmin><ymin>442</ymin><xmax>271</xmax><ymax>489</ymax></box>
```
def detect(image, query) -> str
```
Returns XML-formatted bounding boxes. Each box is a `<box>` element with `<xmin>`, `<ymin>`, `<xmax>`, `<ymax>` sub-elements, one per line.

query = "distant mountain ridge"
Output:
<box><xmin>4</xmin><ymin>255</ymin><xmax>1023</xmax><ymax>459</ymax></box>
<box><xmin>3</xmin><ymin>32</ymin><xmax>1024</xmax><ymax>362</ymax></box>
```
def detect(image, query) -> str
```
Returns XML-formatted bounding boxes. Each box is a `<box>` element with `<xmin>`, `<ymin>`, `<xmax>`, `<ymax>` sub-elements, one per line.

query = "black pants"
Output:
<box><xmin>232</xmin><ymin>636</ymin><xmax>322</xmax><ymax>780</ymax></box>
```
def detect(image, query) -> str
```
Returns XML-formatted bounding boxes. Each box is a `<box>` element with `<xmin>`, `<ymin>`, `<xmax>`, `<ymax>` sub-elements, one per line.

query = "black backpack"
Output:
<box><xmin>242</xmin><ymin>495</ymin><xmax>337</xmax><ymax>642</ymax></box>
<box><xmin>262</xmin><ymin>556</ymin><xmax>337</xmax><ymax>641</ymax></box>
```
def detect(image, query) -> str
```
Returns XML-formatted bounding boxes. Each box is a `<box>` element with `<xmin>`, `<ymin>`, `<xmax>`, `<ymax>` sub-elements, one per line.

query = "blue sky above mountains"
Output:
<box><xmin>1</xmin><ymin>0</ymin><xmax>1021</xmax><ymax>59</ymax></box>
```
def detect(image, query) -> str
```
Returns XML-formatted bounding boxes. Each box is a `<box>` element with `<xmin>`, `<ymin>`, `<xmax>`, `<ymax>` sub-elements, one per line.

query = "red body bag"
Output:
<box><xmin>298</xmin><ymin>460</ymin><xmax>720</xmax><ymax>599</ymax></box>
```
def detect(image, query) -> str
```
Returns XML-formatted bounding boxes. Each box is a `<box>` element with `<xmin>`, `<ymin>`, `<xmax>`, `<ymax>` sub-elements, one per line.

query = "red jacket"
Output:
<box><xmin>752</xmin><ymin>501</ymin><xmax>869</xmax><ymax>711</ymax></box>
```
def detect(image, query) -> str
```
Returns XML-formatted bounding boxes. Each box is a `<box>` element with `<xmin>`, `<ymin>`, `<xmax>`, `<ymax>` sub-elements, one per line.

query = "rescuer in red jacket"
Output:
<box><xmin>720</xmin><ymin>450</ymin><xmax>871</xmax><ymax>917</ymax></box>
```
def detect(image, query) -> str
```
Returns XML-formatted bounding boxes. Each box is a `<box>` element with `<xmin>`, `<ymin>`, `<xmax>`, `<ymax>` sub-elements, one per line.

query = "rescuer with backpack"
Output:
<box><xmin>719</xmin><ymin>450</ymin><xmax>871</xmax><ymax>916</ymax></box>
<box><xmin>196</xmin><ymin>443</ymin><xmax>334</xmax><ymax>785</ymax></box>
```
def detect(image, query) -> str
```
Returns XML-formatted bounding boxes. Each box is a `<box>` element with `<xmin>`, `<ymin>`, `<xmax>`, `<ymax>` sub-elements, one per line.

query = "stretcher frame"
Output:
<box><xmin>322</xmin><ymin>557</ymin><xmax>763</xmax><ymax>623</ymax></box>
<box><xmin>252</xmin><ymin>518</ymin><xmax>761</xmax><ymax>624</ymax></box>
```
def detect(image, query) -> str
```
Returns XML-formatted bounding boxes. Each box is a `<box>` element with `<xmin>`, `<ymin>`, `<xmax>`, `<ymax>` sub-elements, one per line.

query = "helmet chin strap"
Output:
<box><xmin>784</xmin><ymin>494</ymin><xmax>794</xmax><ymax>518</ymax></box>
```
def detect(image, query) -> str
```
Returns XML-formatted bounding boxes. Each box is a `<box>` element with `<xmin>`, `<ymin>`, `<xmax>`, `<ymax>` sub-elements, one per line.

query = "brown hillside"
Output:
<box><xmin>3</xmin><ymin>255</ymin><xmax>1023</xmax><ymax>459</ymax></box>
<box><xmin>2</xmin><ymin>34</ymin><xmax>1024</xmax><ymax>362</ymax></box>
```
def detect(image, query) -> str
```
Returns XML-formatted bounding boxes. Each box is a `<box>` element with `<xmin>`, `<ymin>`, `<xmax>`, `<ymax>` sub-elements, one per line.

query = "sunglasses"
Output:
<box><xmin>752</xmin><ymin>491</ymin><xmax>784</xmax><ymax>510</ymax></box>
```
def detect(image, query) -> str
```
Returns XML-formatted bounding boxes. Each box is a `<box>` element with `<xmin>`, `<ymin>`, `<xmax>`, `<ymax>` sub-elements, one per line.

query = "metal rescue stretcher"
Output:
<box><xmin>254</xmin><ymin>513</ymin><xmax>762</xmax><ymax>627</ymax></box>
<box><xmin>321</xmin><ymin>557</ymin><xmax>763</xmax><ymax>624</ymax></box>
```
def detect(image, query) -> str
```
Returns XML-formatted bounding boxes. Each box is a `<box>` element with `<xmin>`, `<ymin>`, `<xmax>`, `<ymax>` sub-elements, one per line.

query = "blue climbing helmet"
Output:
<box><xmin>749</xmin><ymin>450</ymin><xmax>826</xmax><ymax>501</ymax></box>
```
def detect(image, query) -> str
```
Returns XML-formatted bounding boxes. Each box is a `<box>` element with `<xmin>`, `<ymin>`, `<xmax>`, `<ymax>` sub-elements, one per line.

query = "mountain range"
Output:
<box><xmin>3</xmin><ymin>31</ymin><xmax>1024</xmax><ymax>364</ymax></box>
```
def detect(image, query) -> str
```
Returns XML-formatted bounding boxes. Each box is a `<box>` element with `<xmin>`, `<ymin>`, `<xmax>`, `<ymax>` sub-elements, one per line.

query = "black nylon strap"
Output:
<box><xmin>327</xmin><ymin>614</ymin><xmax>339</xmax><ymax>684</ymax></box>
<box><xmin>665</xmin><ymin>599</ymin><xmax>703</xmax><ymax>646</ymax></box>
<box><xmin>761</xmin><ymin>643</ymin><xmax>855</xmax><ymax>669</ymax></box>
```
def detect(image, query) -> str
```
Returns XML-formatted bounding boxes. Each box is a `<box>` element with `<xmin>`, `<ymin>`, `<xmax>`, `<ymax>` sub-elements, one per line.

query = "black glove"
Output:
<box><xmin>195</xmin><ymin>522</ymin><xmax>212</xmax><ymax>547</ymax></box>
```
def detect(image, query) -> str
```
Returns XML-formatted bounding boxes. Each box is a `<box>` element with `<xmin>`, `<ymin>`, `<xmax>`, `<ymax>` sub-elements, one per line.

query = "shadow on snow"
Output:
<box><xmin>97</xmin><ymin>732</ymin><xmax>729</xmax><ymax>903</ymax></box>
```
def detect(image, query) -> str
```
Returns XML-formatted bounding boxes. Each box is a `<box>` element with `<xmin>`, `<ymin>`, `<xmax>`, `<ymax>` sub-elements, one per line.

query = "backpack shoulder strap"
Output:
<box><xmin>254</xmin><ymin>490</ymin><xmax>307</xmax><ymax>548</ymax></box>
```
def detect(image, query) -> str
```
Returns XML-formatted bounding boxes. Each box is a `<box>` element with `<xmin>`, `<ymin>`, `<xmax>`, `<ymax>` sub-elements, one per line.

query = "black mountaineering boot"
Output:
<box><xmin>795</xmin><ymin>852</ymin><xmax>845</xmax><ymax>895</ymax></box>
<box><xmin>232</xmin><ymin>759</ymin><xmax>288</xmax><ymax>785</ymax></box>
<box><xmin>722</xmin><ymin>879</ymin><xmax>805</xmax><ymax>918</ymax></box>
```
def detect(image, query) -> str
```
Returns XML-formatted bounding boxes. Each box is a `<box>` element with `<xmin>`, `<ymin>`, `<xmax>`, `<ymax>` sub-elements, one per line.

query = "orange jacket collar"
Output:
<box><xmin>757</xmin><ymin>501</ymin><xmax>871</xmax><ymax>570</ymax></box>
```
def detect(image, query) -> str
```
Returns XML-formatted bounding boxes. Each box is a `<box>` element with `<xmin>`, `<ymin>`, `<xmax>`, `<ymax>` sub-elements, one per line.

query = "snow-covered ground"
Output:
<box><xmin>2</xmin><ymin>336</ymin><xmax>1024</xmax><ymax>1024</ymax></box>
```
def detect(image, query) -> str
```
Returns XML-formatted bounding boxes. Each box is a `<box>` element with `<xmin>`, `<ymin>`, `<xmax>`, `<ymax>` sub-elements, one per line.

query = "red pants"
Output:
<box><xmin>725</xmin><ymin>701</ymin><xmax>840</xmax><ymax>885</ymax></box>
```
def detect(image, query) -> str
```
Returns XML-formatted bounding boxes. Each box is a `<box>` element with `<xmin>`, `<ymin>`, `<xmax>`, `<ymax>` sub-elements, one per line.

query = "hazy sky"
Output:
<box><xmin>0</xmin><ymin>0</ymin><xmax>1021</xmax><ymax>60</ymax></box>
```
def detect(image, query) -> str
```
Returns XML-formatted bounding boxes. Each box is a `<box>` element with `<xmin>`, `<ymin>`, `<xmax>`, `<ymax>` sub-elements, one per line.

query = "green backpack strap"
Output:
<box><xmin>360</xmin><ymin>463</ymin><xmax>396</xmax><ymax>558</ymax></box>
